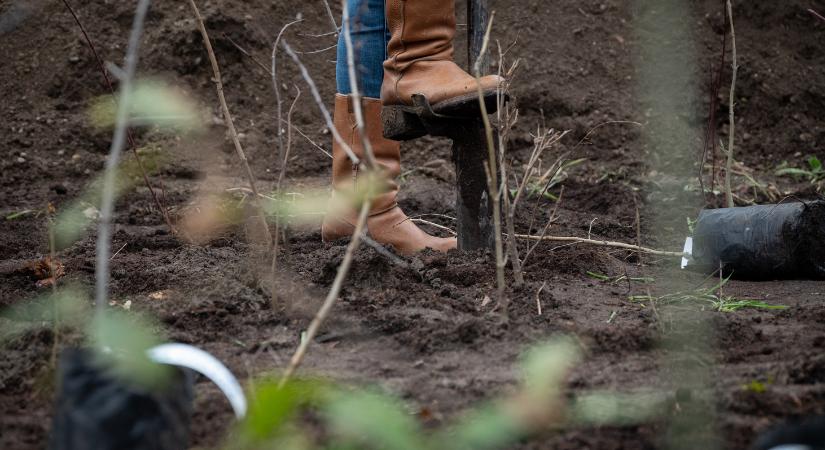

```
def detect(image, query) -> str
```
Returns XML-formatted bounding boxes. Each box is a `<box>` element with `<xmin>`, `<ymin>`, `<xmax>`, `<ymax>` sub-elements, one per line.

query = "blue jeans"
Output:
<box><xmin>336</xmin><ymin>0</ymin><xmax>389</xmax><ymax>99</ymax></box>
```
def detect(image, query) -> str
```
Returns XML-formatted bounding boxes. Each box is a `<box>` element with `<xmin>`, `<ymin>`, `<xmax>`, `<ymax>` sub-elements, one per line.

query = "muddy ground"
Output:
<box><xmin>1</xmin><ymin>0</ymin><xmax>824</xmax><ymax>449</ymax></box>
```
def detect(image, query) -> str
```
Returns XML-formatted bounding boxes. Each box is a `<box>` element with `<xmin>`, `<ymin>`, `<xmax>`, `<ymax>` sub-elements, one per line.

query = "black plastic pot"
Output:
<box><xmin>48</xmin><ymin>348</ymin><xmax>194</xmax><ymax>450</ymax></box>
<box><xmin>751</xmin><ymin>415</ymin><xmax>825</xmax><ymax>450</ymax></box>
<box><xmin>691</xmin><ymin>200</ymin><xmax>825</xmax><ymax>280</ymax></box>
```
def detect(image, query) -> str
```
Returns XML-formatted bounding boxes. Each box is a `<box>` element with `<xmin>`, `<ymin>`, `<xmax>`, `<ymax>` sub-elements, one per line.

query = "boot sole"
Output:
<box><xmin>381</xmin><ymin>90</ymin><xmax>503</xmax><ymax>141</ymax></box>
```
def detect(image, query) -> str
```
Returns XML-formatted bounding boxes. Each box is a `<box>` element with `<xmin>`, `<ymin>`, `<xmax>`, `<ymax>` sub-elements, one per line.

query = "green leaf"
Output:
<box><xmin>88</xmin><ymin>310</ymin><xmax>172</xmax><ymax>389</ymax></box>
<box><xmin>88</xmin><ymin>80</ymin><xmax>202</xmax><ymax>132</ymax></box>
<box><xmin>240</xmin><ymin>379</ymin><xmax>329</xmax><ymax>444</ymax></box>
<box><xmin>325</xmin><ymin>390</ymin><xmax>426</xmax><ymax>450</ymax></box>
<box><xmin>808</xmin><ymin>156</ymin><xmax>822</xmax><ymax>172</ymax></box>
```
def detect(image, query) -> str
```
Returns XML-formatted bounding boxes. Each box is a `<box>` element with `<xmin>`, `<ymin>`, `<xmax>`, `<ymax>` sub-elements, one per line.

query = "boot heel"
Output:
<box><xmin>381</xmin><ymin>105</ymin><xmax>427</xmax><ymax>141</ymax></box>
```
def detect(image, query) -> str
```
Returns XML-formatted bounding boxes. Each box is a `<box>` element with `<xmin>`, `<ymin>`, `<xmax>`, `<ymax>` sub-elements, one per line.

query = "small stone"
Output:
<box><xmin>122</xmin><ymin>300</ymin><xmax>132</xmax><ymax>311</ymax></box>
<box><xmin>83</xmin><ymin>206</ymin><xmax>100</xmax><ymax>220</ymax></box>
<box><xmin>68</xmin><ymin>55</ymin><xmax>80</xmax><ymax>63</ymax></box>
<box><xmin>16</xmin><ymin>157</ymin><xmax>25</xmax><ymax>163</ymax></box>
<box><xmin>57</xmin><ymin>149</ymin><xmax>65</xmax><ymax>156</ymax></box>
<box><xmin>72</xmin><ymin>153</ymin><xmax>81</xmax><ymax>161</ymax></box>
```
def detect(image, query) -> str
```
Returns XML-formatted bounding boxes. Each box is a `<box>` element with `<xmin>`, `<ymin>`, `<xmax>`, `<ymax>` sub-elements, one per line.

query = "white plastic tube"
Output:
<box><xmin>147</xmin><ymin>343</ymin><xmax>247</xmax><ymax>419</ymax></box>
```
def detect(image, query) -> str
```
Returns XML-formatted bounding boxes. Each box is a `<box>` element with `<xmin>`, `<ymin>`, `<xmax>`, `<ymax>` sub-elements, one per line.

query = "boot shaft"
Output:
<box><xmin>331</xmin><ymin>94</ymin><xmax>401</xmax><ymax>214</ymax></box>
<box><xmin>384</xmin><ymin>0</ymin><xmax>456</xmax><ymax>74</ymax></box>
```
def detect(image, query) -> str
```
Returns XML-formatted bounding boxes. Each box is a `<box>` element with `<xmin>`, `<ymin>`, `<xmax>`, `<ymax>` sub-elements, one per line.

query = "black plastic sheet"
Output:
<box><xmin>49</xmin><ymin>348</ymin><xmax>194</xmax><ymax>450</ymax></box>
<box><xmin>691</xmin><ymin>200</ymin><xmax>825</xmax><ymax>280</ymax></box>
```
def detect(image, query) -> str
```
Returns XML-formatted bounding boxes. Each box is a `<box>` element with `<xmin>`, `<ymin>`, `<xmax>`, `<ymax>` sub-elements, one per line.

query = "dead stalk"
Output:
<box><xmin>94</xmin><ymin>0</ymin><xmax>151</xmax><ymax>311</ymax></box>
<box><xmin>48</xmin><ymin>210</ymin><xmax>59</xmax><ymax>368</ymax></box>
<box><xmin>320</xmin><ymin>0</ymin><xmax>339</xmax><ymax>35</ymax></box>
<box><xmin>187</xmin><ymin>0</ymin><xmax>272</xmax><ymax>248</ymax></box>
<box><xmin>60</xmin><ymin>0</ymin><xmax>175</xmax><ymax>234</ymax></box>
<box><xmin>271</xmin><ymin>19</ymin><xmax>304</xmax><ymax>169</ymax></box>
<box><xmin>277</xmin><ymin>10</ymin><xmax>380</xmax><ymax>386</ymax></box>
<box><xmin>522</xmin><ymin>185</ymin><xmax>563</xmax><ymax>267</ymax></box>
<box><xmin>278</xmin><ymin>200</ymin><xmax>371</xmax><ymax>388</ymax></box>
<box><xmin>809</xmin><ymin>8</ymin><xmax>825</xmax><ymax>22</ymax></box>
<box><xmin>270</xmin><ymin>87</ymin><xmax>301</xmax><ymax>307</ymax></box>
<box><xmin>473</xmin><ymin>13</ymin><xmax>506</xmax><ymax>302</ymax></box>
<box><xmin>515</xmin><ymin>234</ymin><xmax>684</xmax><ymax>258</ymax></box>
<box><xmin>724</xmin><ymin>0</ymin><xmax>738</xmax><ymax>208</ymax></box>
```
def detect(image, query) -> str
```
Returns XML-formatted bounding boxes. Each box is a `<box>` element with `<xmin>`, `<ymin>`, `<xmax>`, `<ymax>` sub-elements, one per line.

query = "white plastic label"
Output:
<box><xmin>680</xmin><ymin>237</ymin><xmax>693</xmax><ymax>269</ymax></box>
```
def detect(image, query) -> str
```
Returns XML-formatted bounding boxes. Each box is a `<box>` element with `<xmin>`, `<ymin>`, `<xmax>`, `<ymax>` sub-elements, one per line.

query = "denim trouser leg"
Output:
<box><xmin>336</xmin><ymin>0</ymin><xmax>389</xmax><ymax>99</ymax></box>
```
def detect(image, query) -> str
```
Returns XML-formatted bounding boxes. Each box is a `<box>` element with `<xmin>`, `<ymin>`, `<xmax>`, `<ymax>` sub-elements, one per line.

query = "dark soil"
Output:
<box><xmin>1</xmin><ymin>0</ymin><xmax>824</xmax><ymax>449</ymax></box>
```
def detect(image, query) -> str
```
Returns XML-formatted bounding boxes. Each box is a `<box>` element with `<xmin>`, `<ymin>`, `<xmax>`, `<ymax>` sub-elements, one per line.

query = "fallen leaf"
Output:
<box><xmin>22</xmin><ymin>256</ymin><xmax>65</xmax><ymax>287</ymax></box>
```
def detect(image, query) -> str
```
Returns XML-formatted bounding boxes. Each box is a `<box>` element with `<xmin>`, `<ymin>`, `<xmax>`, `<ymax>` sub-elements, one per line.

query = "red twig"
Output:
<box><xmin>59</xmin><ymin>0</ymin><xmax>176</xmax><ymax>234</ymax></box>
<box><xmin>700</xmin><ymin>6</ymin><xmax>728</xmax><ymax>200</ymax></box>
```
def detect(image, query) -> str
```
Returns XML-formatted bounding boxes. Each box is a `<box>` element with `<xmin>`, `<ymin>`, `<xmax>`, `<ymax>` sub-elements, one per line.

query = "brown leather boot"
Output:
<box><xmin>382</xmin><ymin>0</ymin><xmax>503</xmax><ymax>115</ymax></box>
<box><xmin>321</xmin><ymin>94</ymin><xmax>456</xmax><ymax>255</ymax></box>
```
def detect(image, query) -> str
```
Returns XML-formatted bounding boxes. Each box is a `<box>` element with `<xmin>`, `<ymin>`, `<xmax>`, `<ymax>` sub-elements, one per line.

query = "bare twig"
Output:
<box><xmin>536</xmin><ymin>281</ymin><xmax>546</xmax><ymax>316</ymax></box>
<box><xmin>48</xmin><ymin>209</ymin><xmax>59</xmax><ymax>367</ymax></box>
<box><xmin>278</xmin><ymin>200</ymin><xmax>370</xmax><ymax>388</ymax></box>
<box><xmin>340</xmin><ymin>0</ymin><xmax>378</xmax><ymax>169</ymax></box>
<box><xmin>270</xmin><ymin>87</ymin><xmax>301</xmax><ymax>307</ymax></box>
<box><xmin>277</xmin><ymin>87</ymin><xmax>301</xmax><ymax>192</ymax></box>
<box><xmin>60</xmin><ymin>0</ymin><xmax>175</xmax><ymax>234</ymax></box>
<box><xmin>271</xmin><ymin>19</ymin><xmax>304</xmax><ymax>168</ymax></box>
<box><xmin>515</xmin><ymin>234</ymin><xmax>683</xmax><ymax>257</ymax></box>
<box><xmin>187</xmin><ymin>0</ymin><xmax>272</xmax><ymax>248</ymax></box>
<box><xmin>700</xmin><ymin>9</ymin><xmax>728</xmax><ymax>200</ymax></box>
<box><xmin>281</xmin><ymin>41</ymin><xmax>360</xmax><ymax>165</ymax></box>
<box><xmin>95</xmin><ymin>0</ymin><xmax>151</xmax><ymax>311</ymax></box>
<box><xmin>522</xmin><ymin>185</ymin><xmax>563</xmax><ymax>267</ymax></box>
<box><xmin>809</xmin><ymin>8</ymin><xmax>825</xmax><ymax>22</ymax></box>
<box><xmin>724</xmin><ymin>0</ymin><xmax>738</xmax><ymax>208</ymax></box>
<box><xmin>224</xmin><ymin>33</ymin><xmax>272</xmax><ymax>75</ymax></box>
<box><xmin>320</xmin><ymin>0</ymin><xmax>339</xmax><ymax>35</ymax></box>
<box><xmin>473</xmin><ymin>12</ymin><xmax>506</xmax><ymax>302</ymax></box>
<box><xmin>109</xmin><ymin>242</ymin><xmax>128</xmax><ymax>261</ymax></box>
<box><xmin>279</xmin><ymin>119</ymin><xmax>332</xmax><ymax>158</ymax></box>
<box><xmin>411</xmin><ymin>218</ymin><xmax>458</xmax><ymax>236</ymax></box>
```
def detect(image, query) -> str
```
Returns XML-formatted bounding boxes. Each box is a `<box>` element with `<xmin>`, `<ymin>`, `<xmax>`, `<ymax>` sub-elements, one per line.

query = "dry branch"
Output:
<box><xmin>278</xmin><ymin>200</ymin><xmax>371</xmax><ymax>388</ymax></box>
<box><xmin>187</xmin><ymin>0</ymin><xmax>272</xmax><ymax>247</ymax></box>
<box><xmin>94</xmin><ymin>0</ymin><xmax>151</xmax><ymax>310</ymax></box>
<box><xmin>473</xmin><ymin>12</ymin><xmax>506</xmax><ymax>302</ymax></box>
<box><xmin>60</xmin><ymin>0</ymin><xmax>175</xmax><ymax>234</ymax></box>
<box><xmin>281</xmin><ymin>41</ymin><xmax>360</xmax><ymax>165</ymax></box>
<box><xmin>724</xmin><ymin>0</ymin><xmax>738</xmax><ymax>208</ymax></box>
<box><xmin>514</xmin><ymin>234</ymin><xmax>683</xmax><ymax>257</ymax></box>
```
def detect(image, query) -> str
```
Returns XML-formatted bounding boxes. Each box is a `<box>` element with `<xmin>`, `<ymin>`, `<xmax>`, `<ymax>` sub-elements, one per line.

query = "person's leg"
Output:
<box><xmin>323</xmin><ymin>0</ymin><xmax>456</xmax><ymax>254</ymax></box>
<box><xmin>335</xmin><ymin>0</ymin><xmax>387</xmax><ymax>98</ymax></box>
